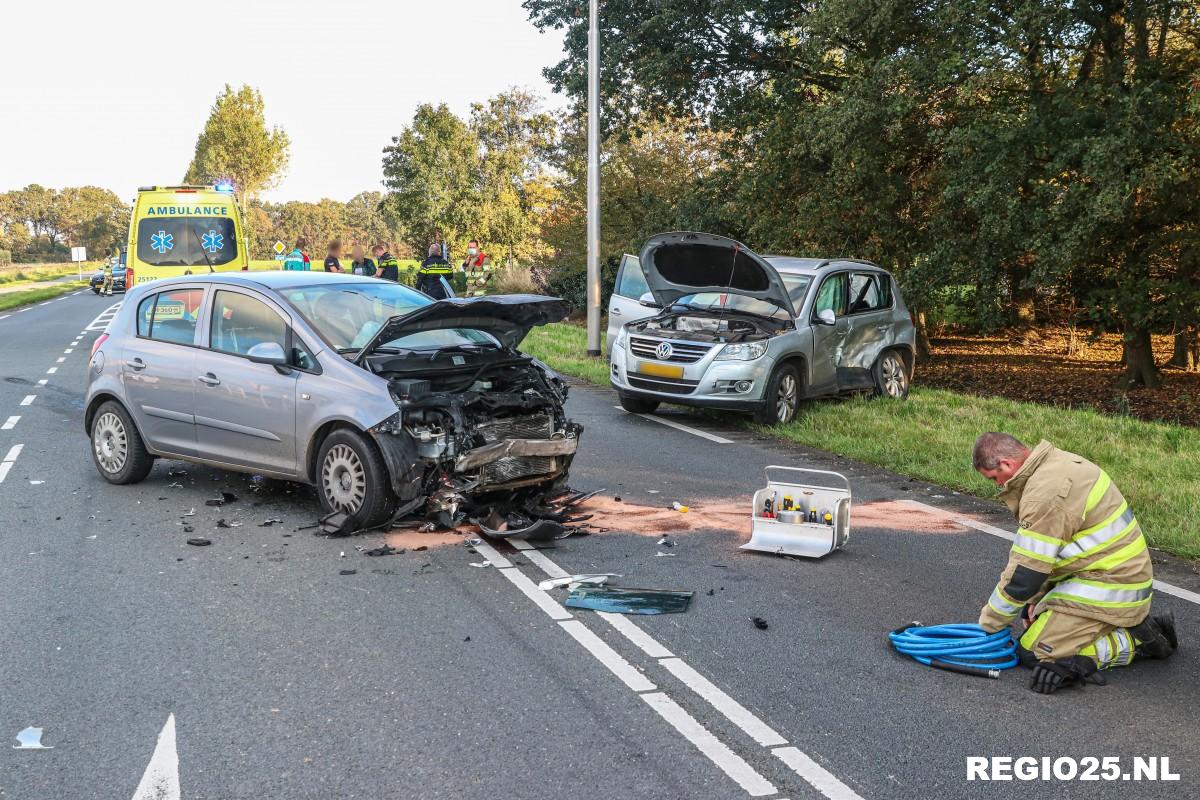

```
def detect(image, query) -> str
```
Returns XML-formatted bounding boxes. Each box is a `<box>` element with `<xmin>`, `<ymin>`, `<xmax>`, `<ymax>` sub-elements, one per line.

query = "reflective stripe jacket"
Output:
<box><xmin>979</xmin><ymin>440</ymin><xmax>1153</xmax><ymax>632</ymax></box>
<box><xmin>418</xmin><ymin>256</ymin><xmax>453</xmax><ymax>276</ymax></box>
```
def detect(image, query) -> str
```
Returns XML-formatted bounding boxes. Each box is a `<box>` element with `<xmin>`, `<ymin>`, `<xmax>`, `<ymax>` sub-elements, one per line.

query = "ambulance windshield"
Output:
<box><xmin>136</xmin><ymin>218</ymin><xmax>238</xmax><ymax>268</ymax></box>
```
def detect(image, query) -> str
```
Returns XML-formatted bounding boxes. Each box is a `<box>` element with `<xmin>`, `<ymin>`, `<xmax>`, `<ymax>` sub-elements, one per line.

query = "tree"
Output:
<box><xmin>381</xmin><ymin>104</ymin><xmax>483</xmax><ymax>257</ymax></box>
<box><xmin>184</xmin><ymin>84</ymin><xmax>290</xmax><ymax>205</ymax></box>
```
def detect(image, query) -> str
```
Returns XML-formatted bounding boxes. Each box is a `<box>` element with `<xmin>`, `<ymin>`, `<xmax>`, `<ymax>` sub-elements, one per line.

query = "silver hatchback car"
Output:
<box><xmin>84</xmin><ymin>272</ymin><xmax>580</xmax><ymax>528</ymax></box>
<box><xmin>608</xmin><ymin>232</ymin><xmax>916</xmax><ymax>424</ymax></box>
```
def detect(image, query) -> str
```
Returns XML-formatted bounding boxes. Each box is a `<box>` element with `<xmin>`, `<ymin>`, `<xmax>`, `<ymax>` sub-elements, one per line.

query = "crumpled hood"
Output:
<box><xmin>639</xmin><ymin>231</ymin><xmax>793</xmax><ymax>315</ymax></box>
<box><xmin>352</xmin><ymin>295</ymin><xmax>569</xmax><ymax>362</ymax></box>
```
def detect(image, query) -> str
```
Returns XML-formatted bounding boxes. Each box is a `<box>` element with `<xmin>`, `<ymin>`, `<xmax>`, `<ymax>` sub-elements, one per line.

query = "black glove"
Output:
<box><xmin>1030</xmin><ymin>656</ymin><xmax>1106</xmax><ymax>694</ymax></box>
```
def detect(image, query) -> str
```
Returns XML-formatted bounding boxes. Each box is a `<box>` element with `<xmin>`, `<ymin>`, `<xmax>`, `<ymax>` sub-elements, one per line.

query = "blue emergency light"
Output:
<box><xmin>214</xmin><ymin>182</ymin><xmax>234</xmax><ymax>193</ymax></box>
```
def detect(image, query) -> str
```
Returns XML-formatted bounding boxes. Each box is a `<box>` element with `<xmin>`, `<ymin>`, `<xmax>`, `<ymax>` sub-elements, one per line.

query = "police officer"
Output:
<box><xmin>461</xmin><ymin>239</ymin><xmax>493</xmax><ymax>297</ymax></box>
<box><xmin>972</xmin><ymin>433</ymin><xmax>1177</xmax><ymax>694</ymax></box>
<box><xmin>416</xmin><ymin>243</ymin><xmax>453</xmax><ymax>299</ymax></box>
<box><xmin>373</xmin><ymin>243</ymin><xmax>400</xmax><ymax>282</ymax></box>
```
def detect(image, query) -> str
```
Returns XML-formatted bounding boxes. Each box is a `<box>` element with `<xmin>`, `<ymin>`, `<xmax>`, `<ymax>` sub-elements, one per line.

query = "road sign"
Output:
<box><xmin>273</xmin><ymin>241</ymin><xmax>286</xmax><ymax>255</ymax></box>
<box><xmin>70</xmin><ymin>246</ymin><xmax>87</xmax><ymax>262</ymax></box>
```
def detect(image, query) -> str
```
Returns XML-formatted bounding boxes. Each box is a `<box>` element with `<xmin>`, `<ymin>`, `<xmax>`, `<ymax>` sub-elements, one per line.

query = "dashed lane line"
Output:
<box><xmin>46</xmin><ymin>367</ymin><xmax>57</xmax><ymax>374</ymax></box>
<box><xmin>0</xmin><ymin>444</ymin><xmax>23</xmax><ymax>484</ymax></box>
<box><xmin>130</xmin><ymin>714</ymin><xmax>180</xmax><ymax>800</ymax></box>
<box><xmin>900</xmin><ymin>499</ymin><xmax>1200</xmax><ymax>607</ymax></box>
<box><xmin>19</xmin><ymin>395</ymin><xmax>35</xmax><ymax>406</ymax></box>
<box><xmin>2</xmin><ymin>416</ymin><xmax>18</xmax><ymax>430</ymax></box>
<box><xmin>614</xmin><ymin>405</ymin><xmax>734</xmax><ymax>444</ymax></box>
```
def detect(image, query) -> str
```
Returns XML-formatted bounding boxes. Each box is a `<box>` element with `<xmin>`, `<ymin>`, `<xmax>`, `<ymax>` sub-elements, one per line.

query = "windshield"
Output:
<box><xmin>135</xmin><ymin>217</ymin><xmax>237</xmax><ymax>268</ymax></box>
<box><xmin>676</xmin><ymin>274</ymin><xmax>813</xmax><ymax>318</ymax></box>
<box><xmin>278</xmin><ymin>282</ymin><xmax>497</xmax><ymax>351</ymax></box>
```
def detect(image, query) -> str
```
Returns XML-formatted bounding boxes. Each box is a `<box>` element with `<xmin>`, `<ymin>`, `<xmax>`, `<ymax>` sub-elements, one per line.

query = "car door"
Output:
<box><xmin>840</xmin><ymin>271</ymin><xmax>896</xmax><ymax>388</ymax></box>
<box><xmin>606</xmin><ymin>254</ymin><xmax>657</xmax><ymax>354</ymax></box>
<box><xmin>192</xmin><ymin>287</ymin><xmax>300</xmax><ymax>475</ymax></box>
<box><xmin>121</xmin><ymin>286</ymin><xmax>206</xmax><ymax>456</ymax></box>
<box><xmin>808</xmin><ymin>272</ymin><xmax>849</xmax><ymax>395</ymax></box>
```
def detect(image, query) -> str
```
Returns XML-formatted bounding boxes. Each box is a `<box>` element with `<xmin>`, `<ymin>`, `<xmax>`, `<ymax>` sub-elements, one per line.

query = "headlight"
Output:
<box><xmin>715</xmin><ymin>340</ymin><xmax>768</xmax><ymax>361</ymax></box>
<box><xmin>614</xmin><ymin>326</ymin><xmax>628</xmax><ymax>349</ymax></box>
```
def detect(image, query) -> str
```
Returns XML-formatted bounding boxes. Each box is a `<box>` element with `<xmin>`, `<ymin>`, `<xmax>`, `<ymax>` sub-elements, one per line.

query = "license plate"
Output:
<box><xmin>637</xmin><ymin>361</ymin><xmax>684</xmax><ymax>379</ymax></box>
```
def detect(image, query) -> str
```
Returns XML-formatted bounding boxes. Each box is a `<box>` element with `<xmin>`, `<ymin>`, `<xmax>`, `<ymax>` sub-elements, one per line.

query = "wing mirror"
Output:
<box><xmin>246</xmin><ymin>342</ymin><xmax>290</xmax><ymax>371</ymax></box>
<box><xmin>638</xmin><ymin>292</ymin><xmax>660</xmax><ymax>308</ymax></box>
<box><xmin>815</xmin><ymin>309</ymin><xmax>837</xmax><ymax>326</ymax></box>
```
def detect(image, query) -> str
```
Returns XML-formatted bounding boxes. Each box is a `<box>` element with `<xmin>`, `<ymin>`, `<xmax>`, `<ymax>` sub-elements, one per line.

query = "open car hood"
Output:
<box><xmin>639</xmin><ymin>231</ymin><xmax>793</xmax><ymax>315</ymax></box>
<box><xmin>352</xmin><ymin>295</ymin><xmax>569</xmax><ymax>363</ymax></box>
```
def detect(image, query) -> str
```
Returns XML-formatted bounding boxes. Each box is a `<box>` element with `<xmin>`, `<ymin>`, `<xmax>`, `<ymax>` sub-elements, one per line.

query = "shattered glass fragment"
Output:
<box><xmin>13</xmin><ymin>727</ymin><xmax>52</xmax><ymax>750</ymax></box>
<box><xmin>564</xmin><ymin>587</ymin><xmax>693</xmax><ymax>615</ymax></box>
<box><xmin>537</xmin><ymin>574</ymin><xmax>619</xmax><ymax>591</ymax></box>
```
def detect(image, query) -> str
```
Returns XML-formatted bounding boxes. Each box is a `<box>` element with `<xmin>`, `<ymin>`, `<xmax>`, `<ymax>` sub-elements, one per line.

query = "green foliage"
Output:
<box><xmin>184</xmin><ymin>84</ymin><xmax>290</xmax><ymax>204</ymax></box>
<box><xmin>246</xmin><ymin>191</ymin><xmax>405</xmax><ymax>260</ymax></box>
<box><xmin>0</xmin><ymin>184</ymin><xmax>129</xmax><ymax>261</ymax></box>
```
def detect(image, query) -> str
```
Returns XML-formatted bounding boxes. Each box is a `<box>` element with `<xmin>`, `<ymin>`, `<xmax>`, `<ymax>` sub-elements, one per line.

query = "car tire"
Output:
<box><xmin>754</xmin><ymin>364</ymin><xmax>802</xmax><ymax>425</ymax></box>
<box><xmin>90</xmin><ymin>400</ymin><xmax>154</xmax><ymax>484</ymax></box>
<box><xmin>618</xmin><ymin>393</ymin><xmax>660</xmax><ymax>414</ymax></box>
<box><xmin>316</xmin><ymin>428</ymin><xmax>397</xmax><ymax>529</ymax></box>
<box><xmin>873</xmin><ymin>350</ymin><xmax>910</xmax><ymax>400</ymax></box>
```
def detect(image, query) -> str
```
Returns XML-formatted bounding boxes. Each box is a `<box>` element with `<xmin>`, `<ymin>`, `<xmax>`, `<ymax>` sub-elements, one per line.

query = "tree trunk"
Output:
<box><xmin>1008</xmin><ymin>262</ymin><xmax>1037</xmax><ymax>328</ymax></box>
<box><xmin>913</xmin><ymin>309</ymin><xmax>932</xmax><ymax>359</ymax></box>
<box><xmin>1118</xmin><ymin>327</ymin><xmax>1162</xmax><ymax>389</ymax></box>
<box><xmin>1168</xmin><ymin>326</ymin><xmax>1199</xmax><ymax>371</ymax></box>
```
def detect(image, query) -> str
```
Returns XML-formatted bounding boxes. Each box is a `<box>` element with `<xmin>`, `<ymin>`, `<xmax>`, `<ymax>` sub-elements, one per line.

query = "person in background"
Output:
<box><xmin>374</xmin><ymin>243</ymin><xmax>400</xmax><ymax>282</ymax></box>
<box><xmin>283</xmin><ymin>237</ymin><xmax>310</xmax><ymax>271</ymax></box>
<box><xmin>100</xmin><ymin>256</ymin><xmax>114</xmax><ymax>296</ymax></box>
<box><xmin>324</xmin><ymin>240</ymin><xmax>344</xmax><ymax>272</ymax></box>
<box><xmin>416</xmin><ymin>242</ymin><xmax>453</xmax><ymax>299</ymax></box>
<box><xmin>461</xmin><ymin>238</ymin><xmax>492</xmax><ymax>296</ymax></box>
<box><xmin>349</xmin><ymin>244</ymin><xmax>375</xmax><ymax>277</ymax></box>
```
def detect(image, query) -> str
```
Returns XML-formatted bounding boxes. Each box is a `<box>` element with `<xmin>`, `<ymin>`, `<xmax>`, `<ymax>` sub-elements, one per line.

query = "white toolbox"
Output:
<box><xmin>742</xmin><ymin>466</ymin><xmax>851</xmax><ymax>558</ymax></box>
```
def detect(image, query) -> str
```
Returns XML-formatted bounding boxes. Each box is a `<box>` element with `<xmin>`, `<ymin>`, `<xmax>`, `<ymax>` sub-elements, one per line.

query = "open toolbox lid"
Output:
<box><xmin>742</xmin><ymin>466</ymin><xmax>851</xmax><ymax>558</ymax></box>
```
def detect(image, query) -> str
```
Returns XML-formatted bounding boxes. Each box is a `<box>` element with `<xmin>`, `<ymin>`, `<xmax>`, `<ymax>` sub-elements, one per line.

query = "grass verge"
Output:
<box><xmin>0</xmin><ymin>282</ymin><xmax>87</xmax><ymax>313</ymax></box>
<box><xmin>522</xmin><ymin>322</ymin><xmax>1200</xmax><ymax>560</ymax></box>
<box><xmin>0</xmin><ymin>262</ymin><xmax>96</xmax><ymax>285</ymax></box>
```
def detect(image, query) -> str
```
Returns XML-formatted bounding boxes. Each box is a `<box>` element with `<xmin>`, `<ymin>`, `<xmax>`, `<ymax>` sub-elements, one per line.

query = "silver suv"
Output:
<box><xmin>608</xmin><ymin>232</ymin><xmax>915</xmax><ymax>424</ymax></box>
<box><xmin>84</xmin><ymin>272</ymin><xmax>579</xmax><ymax>528</ymax></box>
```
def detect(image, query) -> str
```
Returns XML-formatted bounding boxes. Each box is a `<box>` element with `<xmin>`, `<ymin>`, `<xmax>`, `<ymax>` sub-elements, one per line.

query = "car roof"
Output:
<box><xmin>763</xmin><ymin>256</ymin><xmax>887</xmax><ymax>276</ymax></box>
<box><xmin>136</xmin><ymin>271</ymin><xmax>382</xmax><ymax>292</ymax></box>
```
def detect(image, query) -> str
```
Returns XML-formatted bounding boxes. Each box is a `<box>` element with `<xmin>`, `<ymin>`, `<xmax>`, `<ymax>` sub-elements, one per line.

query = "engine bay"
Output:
<box><xmin>628</xmin><ymin>310</ymin><xmax>788</xmax><ymax>344</ymax></box>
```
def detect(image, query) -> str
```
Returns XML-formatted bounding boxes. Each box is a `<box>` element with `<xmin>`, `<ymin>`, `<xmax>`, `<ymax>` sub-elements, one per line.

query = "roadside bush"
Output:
<box><xmin>541</xmin><ymin>258</ymin><xmax>620</xmax><ymax>312</ymax></box>
<box><xmin>491</xmin><ymin>264</ymin><xmax>539</xmax><ymax>295</ymax></box>
<box><xmin>0</xmin><ymin>250</ymin><xmax>11</xmax><ymax>266</ymax></box>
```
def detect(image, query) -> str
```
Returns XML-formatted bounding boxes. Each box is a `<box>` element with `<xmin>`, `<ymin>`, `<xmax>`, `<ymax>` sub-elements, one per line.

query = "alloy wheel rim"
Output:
<box><xmin>322</xmin><ymin>444</ymin><xmax>366</xmax><ymax>513</ymax></box>
<box><xmin>883</xmin><ymin>355</ymin><xmax>907</xmax><ymax>397</ymax></box>
<box><xmin>93</xmin><ymin>411</ymin><xmax>128</xmax><ymax>473</ymax></box>
<box><xmin>776</xmin><ymin>374</ymin><xmax>798</xmax><ymax>422</ymax></box>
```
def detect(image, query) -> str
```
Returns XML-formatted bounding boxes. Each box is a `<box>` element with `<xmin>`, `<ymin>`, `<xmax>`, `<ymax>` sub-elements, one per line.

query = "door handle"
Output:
<box><xmin>128</xmin><ymin>358</ymin><xmax>147</xmax><ymax>371</ymax></box>
<box><xmin>197</xmin><ymin>373</ymin><xmax>221</xmax><ymax>386</ymax></box>
<box><xmin>612</xmin><ymin>308</ymin><xmax>622</xmax><ymax>315</ymax></box>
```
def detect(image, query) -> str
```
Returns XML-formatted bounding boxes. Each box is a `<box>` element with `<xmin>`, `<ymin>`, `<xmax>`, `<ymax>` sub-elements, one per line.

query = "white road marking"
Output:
<box><xmin>64</xmin><ymin>348</ymin><xmax>73</xmax><ymax>354</ymax></box>
<box><xmin>900</xmin><ymin>498</ymin><xmax>1200</xmax><ymax>607</ymax></box>
<box><xmin>470</xmin><ymin>539</ymin><xmax>513</xmax><ymax>568</ymax></box>
<box><xmin>0</xmin><ymin>444</ymin><xmax>24</xmax><ymax>484</ymax></box>
<box><xmin>17</xmin><ymin>307</ymin><xmax>29</xmax><ymax>312</ymax></box>
<box><xmin>641</xmin><ymin>692</ymin><xmax>777</xmax><ymax>797</ymax></box>
<box><xmin>773</xmin><ymin>747</ymin><xmax>863</xmax><ymax>800</ymax></box>
<box><xmin>497</xmin><ymin>560</ymin><xmax>574</xmax><ymax>621</ymax></box>
<box><xmin>36</xmin><ymin>379</ymin><xmax>47</xmax><ymax>386</ymax></box>
<box><xmin>2</xmin><ymin>416</ymin><xmax>18</xmax><ymax>430</ymax></box>
<box><xmin>20</xmin><ymin>395</ymin><xmax>35</xmax><ymax>406</ymax></box>
<box><xmin>558</xmin><ymin>620</ymin><xmax>657</xmax><ymax>692</ymax></box>
<box><xmin>46</xmin><ymin>367</ymin><xmax>57</xmax><ymax>374</ymax></box>
<box><xmin>614</xmin><ymin>406</ymin><xmax>734</xmax><ymax>444</ymax></box>
<box><xmin>659</xmin><ymin>657</ymin><xmax>787</xmax><ymax>747</ymax></box>
<box><xmin>597</xmin><ymin>611</ymin><xmax>676</xmax><ymax>658</ymax></box>
<box><xmin>55</xmin><ymin>357</ymin><xmax>66</xmax><ymax>363</ymax></box>
<box><xmin>38</xmin><ymin>301</ymin><xmax>53</xmax><ymax>306</ymax></box>
<box><xmin>131</xmin><ymin>713</ymin><xmax>180</xmax><ymax>800</ymax></box>
<box><xmin>0</xmin><ymin>314</ymin><xmax>9</xmax><ymax>320</ymax></box>
<box><xmin>86</xmin><ymin>301</ymin><xmax>122</xmax><ymax>331</ymax></box>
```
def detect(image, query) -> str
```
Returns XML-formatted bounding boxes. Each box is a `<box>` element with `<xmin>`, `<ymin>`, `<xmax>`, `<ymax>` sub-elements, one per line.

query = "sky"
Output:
<box><xmin>0</xmin><ymin>0</ymin><xmax>567</xmax><ymax>203</ymax></box>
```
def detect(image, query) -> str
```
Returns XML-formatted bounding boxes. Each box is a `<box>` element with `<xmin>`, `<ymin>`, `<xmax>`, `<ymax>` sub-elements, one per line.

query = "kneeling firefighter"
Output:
<box><xmin>416</xmin><ymin>243</ymin><xmax>453</xmax><ymax>300</ymax></box>
<box><xmin>973</xmin><ymin>432</ymin><xmax>1177</xmax><ymax>694</ymax></box>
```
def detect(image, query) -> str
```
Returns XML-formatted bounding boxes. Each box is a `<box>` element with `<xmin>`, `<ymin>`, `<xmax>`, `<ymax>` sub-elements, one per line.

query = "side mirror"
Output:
<box><xmin>246</xmin><ymin>341</ymin><xmax>288</xmax><ymax>366</ymax></box>
<box><xmin>638</xmin><ymin>292</ymin><xmax>660</xmax><ymax>308</ymax></box>
<box><xmin>816</xmin><ymin>309</ymin><xmax>837</xmax><ymax>326</ymax></box>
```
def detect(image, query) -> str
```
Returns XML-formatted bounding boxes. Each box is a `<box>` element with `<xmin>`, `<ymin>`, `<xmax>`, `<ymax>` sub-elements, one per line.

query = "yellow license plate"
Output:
<box><xmin>637</xmin><ymin>361</ymin><xmax>684</xmax><ymax>379</ymax></box>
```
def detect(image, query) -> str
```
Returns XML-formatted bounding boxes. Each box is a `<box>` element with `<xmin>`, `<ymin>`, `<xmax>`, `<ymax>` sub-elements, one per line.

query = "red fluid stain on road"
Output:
<box><xmin>385</xmin><ymin>529</ymin><xmax>469</xmax><ymax>550</ymax></box>
<box><xmin>851</xmin><ymin>500</ymin><xmax>966</xmax><ymax>533</ymax></box>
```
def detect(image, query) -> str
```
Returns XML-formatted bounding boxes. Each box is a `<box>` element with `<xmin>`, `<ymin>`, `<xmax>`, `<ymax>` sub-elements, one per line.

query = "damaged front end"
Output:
<box><xmin>361</xmin><ymin>297</ymin><xmax>582</xmax><ymax>525</ymax></box>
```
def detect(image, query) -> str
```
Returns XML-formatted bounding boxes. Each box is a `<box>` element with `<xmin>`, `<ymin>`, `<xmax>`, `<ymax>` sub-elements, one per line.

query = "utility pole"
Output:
<box><xmin>585</xmin><ymin>0</ymin><xmax>602</xmax><ymax>356</ymax></box>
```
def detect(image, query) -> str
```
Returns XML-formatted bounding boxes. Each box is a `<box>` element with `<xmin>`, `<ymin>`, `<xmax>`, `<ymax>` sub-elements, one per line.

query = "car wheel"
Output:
<box><xmin>873</xmin><ymin>350</ymin><xmax>910</xmax><ymax>400</ymax></box>
<box><xmin>754</xmin><ymin>364</ymin><xmax>801</xmax><ymax>425</ymax></box>
<box><xmin>90</xmin><ymin>400</ymin><xmax>154</xmax><ymax>484</ymax></box>
<box><xmin>618</xmin><ymin>393</ymin><xmax>660</xmax><ymax>414</ymax></box>
<box><xmin>317</xmin><ymin>428</ymin><xmax>397</xmax><ymax>528</ymax></box>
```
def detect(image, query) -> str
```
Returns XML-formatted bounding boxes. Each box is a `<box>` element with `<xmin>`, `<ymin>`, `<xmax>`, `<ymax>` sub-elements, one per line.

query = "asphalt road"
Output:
<box><xmin>1</xmin><ymin>289</ymin><xmax>1197</xmax><ymax>800</ymax></box>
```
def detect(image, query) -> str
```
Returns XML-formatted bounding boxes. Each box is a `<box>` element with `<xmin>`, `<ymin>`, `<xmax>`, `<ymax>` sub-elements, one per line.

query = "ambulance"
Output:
<box><xmin>125</xmin><ymin>184</ymin><xmax>253</xmax><ymax>286</ymax></box>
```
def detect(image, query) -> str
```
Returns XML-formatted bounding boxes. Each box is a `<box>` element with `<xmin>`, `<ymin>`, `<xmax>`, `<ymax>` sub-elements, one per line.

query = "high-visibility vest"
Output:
<box><xmin>418</xmin><ymin>257</ymin><xmax>453</xmax><ymax>276</ymax></box>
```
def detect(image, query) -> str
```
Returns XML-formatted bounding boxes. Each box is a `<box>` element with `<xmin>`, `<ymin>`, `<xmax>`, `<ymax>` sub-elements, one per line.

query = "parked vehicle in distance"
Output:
<box><xmin>608</xmin><ymin>231</ymin><xmax>916</xmax><ymax>425</ymax></box>
<box><xmin>90</xmin><ymin>250</ymin><xmax>128</xmax><ymax>294</ymax></box>
<box><xmin>85</xmin><ymin>272</ymin><xmax>579</xmax><ymax>528</ymax></box>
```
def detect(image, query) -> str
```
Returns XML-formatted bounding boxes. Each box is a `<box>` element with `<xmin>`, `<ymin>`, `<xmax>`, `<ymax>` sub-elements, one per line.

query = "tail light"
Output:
<box><xmin>125</xmin><ymin>267</ymin><xmax>134</xmax><ymax>286</ymax></box>
<box><xmin>90</xmin><ymin>333</ymin><xmax>109</xmax><ymax>359</ymax></box>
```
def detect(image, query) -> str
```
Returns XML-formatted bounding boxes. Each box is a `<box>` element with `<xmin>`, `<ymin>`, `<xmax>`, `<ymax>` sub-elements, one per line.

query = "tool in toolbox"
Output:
<box><xmin>742</xmin><ymin>466</ymin><xmax>850</xmax><ymax>558</ymax></box>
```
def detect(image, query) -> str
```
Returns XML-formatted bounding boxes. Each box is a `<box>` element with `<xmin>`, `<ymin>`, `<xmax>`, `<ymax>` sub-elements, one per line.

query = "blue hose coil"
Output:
<box><xmin>889</xmin><ymin>623</ymin><xmax>1019</xmax><ymax>670</ymax></box>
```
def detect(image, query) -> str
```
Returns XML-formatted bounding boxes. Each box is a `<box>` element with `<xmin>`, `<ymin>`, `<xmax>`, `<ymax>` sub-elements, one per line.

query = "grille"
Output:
<box><xmin>627</xmin><ymin>374</ymin><xmax>699</xmax><ymax>395</ymax></box>
<box><xmin>481</xmin><ymin>456</ymin><xmax>558</xmax><ymax>485</ymax></box>
<box><xmin>476</xmin><ymin>414</ymin><xmax>554</xmax><ymax>443</ymax></box>
<box><xmin>629</xmin><ymin>336</ymin><xmax>712</xmax><ymax>364</ymax></box>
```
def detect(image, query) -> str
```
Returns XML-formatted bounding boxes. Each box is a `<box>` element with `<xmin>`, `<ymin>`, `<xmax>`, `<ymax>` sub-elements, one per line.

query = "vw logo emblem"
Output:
<box><xmin>656</xmin><ymin>342</ymin><xmax>673</xmax><ymax>360</ymax></box>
